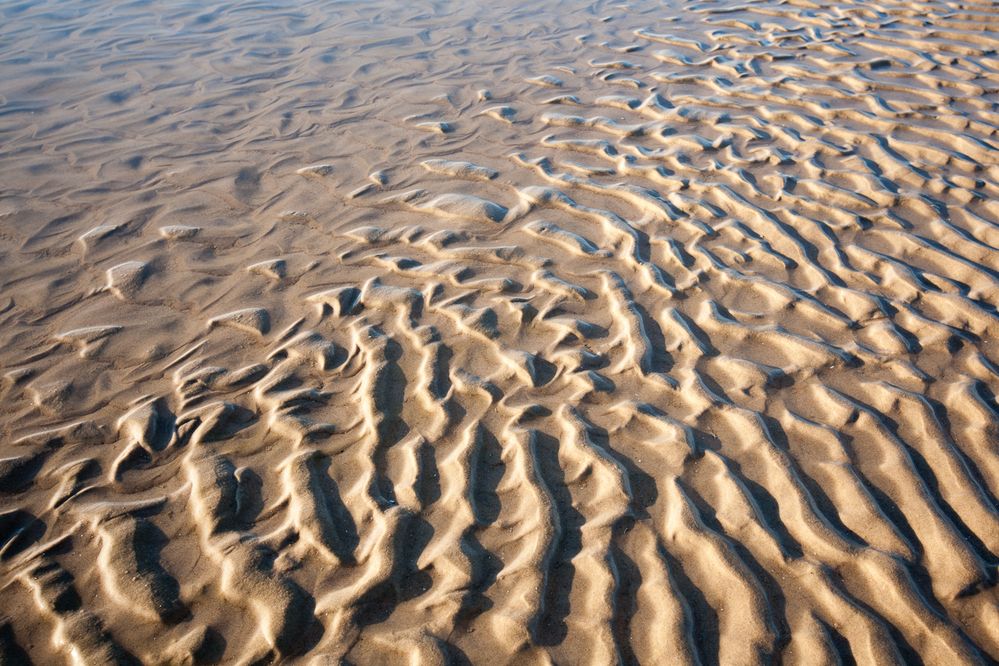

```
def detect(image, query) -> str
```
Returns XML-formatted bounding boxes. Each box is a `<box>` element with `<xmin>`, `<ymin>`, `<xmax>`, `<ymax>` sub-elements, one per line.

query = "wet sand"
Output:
<box><xmin>1</xmin><ymin>0</ymin><xmax>998</xmax><ymax>663</ymax></box>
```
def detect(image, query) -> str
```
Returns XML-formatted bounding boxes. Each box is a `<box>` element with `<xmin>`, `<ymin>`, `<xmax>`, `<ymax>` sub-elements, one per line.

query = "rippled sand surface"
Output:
<box><xmin>1</xmin><ymin>0</ymin><xmax>998</xmax><ymax>663</ymax></box>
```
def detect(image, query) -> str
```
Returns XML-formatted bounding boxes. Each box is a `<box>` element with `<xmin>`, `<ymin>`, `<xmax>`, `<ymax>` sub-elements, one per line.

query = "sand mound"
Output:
<box><xmin>0</xmin><ymin>0</ymin><xmax>997</xmax><ymax>663</ymax></box>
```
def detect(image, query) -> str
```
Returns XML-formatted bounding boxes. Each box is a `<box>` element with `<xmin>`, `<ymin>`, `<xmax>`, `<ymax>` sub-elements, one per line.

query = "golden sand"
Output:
<box><xmin>0</xmin><ymin>0</ymin><xmax>997</xmax><ymax>663</ymax></box>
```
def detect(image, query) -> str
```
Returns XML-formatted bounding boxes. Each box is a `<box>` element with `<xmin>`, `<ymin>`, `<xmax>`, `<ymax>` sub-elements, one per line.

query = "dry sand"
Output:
<box><xmin>1</xmin><ymin>0</ymin><xmax>998</xmax><ymax>663</ymax></box>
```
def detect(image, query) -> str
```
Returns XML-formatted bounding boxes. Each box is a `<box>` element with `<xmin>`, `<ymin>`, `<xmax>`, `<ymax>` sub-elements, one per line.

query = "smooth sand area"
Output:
<box><xmin>1</xmin><ymin>0</ymin><xmax>998</xmax><ymax>663</ymax></box>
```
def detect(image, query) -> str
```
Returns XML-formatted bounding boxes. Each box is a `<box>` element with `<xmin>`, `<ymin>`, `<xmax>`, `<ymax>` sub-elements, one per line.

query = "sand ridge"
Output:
<box><xmin>0</xmin><ymin>0</ymin><xmax>998</xmax><ymax>663</ymax></box>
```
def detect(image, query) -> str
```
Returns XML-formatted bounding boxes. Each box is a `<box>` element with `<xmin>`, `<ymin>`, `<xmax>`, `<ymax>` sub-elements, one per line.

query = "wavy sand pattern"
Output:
<box><xmin>1</xmin><ymin>0</ymin><xmax>998</xmax><ymax>663</ymax></box>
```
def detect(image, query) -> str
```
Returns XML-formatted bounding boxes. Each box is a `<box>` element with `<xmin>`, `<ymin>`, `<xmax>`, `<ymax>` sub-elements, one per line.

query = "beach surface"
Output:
<box><xmin>1</xmin><ymin>0</ymin><xmax>998</xmax><ymax>663</ymax></box>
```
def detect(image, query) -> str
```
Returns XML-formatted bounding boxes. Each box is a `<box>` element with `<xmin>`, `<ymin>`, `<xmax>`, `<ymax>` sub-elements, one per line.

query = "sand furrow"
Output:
<box><xmin>1</xmin><ymin>0</ymin><xmax>998</xmax><ymax>662</ymax></box>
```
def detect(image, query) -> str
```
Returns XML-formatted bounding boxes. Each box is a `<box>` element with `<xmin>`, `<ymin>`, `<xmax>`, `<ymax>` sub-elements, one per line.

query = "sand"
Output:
<box><xmin>0</xmin><ymin>0</ymin><xmax>998</xmax><ymax>663</ymax></box>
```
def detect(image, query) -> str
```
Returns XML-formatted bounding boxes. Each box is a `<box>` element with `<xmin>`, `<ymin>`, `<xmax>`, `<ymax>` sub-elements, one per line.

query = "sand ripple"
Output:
<box><xmin>1</xmin><ymin>0</ymin><xmax>998</xmax><ymax>663</ymax></box>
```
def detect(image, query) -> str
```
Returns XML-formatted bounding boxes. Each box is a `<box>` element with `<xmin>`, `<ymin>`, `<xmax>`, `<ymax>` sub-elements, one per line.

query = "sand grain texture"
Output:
<box><xmin>1</xmin><ymin>0</ymin><xmax>998</xmax><ymax>663</ymax></box>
